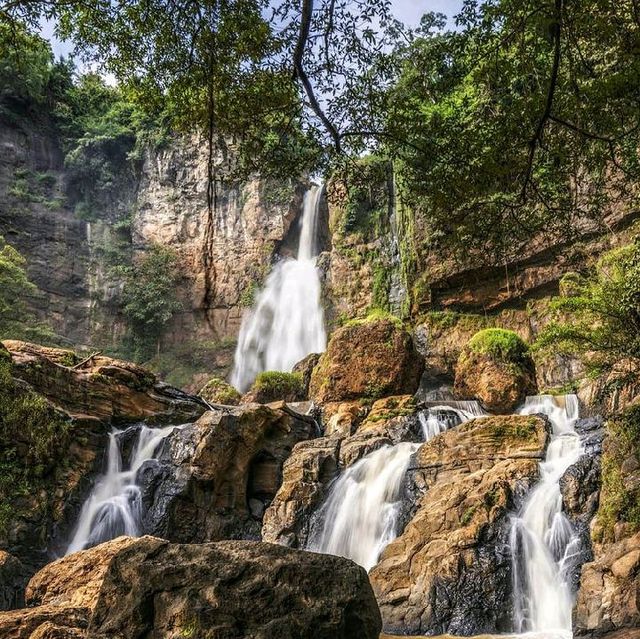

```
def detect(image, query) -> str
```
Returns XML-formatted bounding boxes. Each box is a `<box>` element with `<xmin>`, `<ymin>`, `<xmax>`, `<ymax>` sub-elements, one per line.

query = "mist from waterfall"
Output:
<box><xmin>510</xmin><ymin>394</ymin><xmax>582</xmax><ymax>637</ymax></box>
<box><xmin>307</xmin><ymin>402</ymin><xmax>484</xmax><ymax>571</ymax></box>
<box><xmin>66</xmin><ymin>424</ymin><xmax>176</xmax><ymax>554</ymax></box>
<box><xmin>230</xmin><ymin>185</ymin><xmax>327</xmax><ymax>392</ymax></box>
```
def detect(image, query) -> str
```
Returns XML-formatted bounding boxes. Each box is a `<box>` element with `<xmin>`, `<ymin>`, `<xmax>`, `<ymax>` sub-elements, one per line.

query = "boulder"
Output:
<box><xmin>292</xmin><ymin>352</ymin><xmax>322</xmax><ymax>398</ymax></box>
<box><xmin>3</xmin><ymin>340</ymin><xmax>206</xmax><ymax>424</ymax></box>
<box><xmin>453</xmin><ymin>329</ymin><xmax>537</xmax><ymax>413</ymax></box>
<box><xmin>309</xmin><ymin>316</ymin><xmax>424</xmax><ymax>403</ymax></box>
<box><xmin>0</xmin><ymin>536</ymin><xmax>382</xmax><ymax>639</ymax></box>
<box><xmin>197</xmin><ymin>376</ymin><xmax>241</xmax><ymax>405</ymax></box>
<box><xmin>138</xmin><ymin>403</ymin><xmax>317</xmax><ymax>541</ymax></box>
<box><xmin>369</xmin><ymin>414</ymin><xmax>549</xmax><ymax>635</ymax></box>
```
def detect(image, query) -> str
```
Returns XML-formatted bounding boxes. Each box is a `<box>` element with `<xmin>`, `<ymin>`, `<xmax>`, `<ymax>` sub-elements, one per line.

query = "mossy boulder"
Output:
<box><xmin>292</xmin><ymin>353</ymin><xmax>322</xmax><ymax>399</ymax></box>
<box><xmin>243</xmin><ymin>371</ymin><xmax>305</xmax><ymax>404</ymax></box>
<box><xmin>198</xmin><ymin>377</ymin><xmax>241</xmax><ymax>406</ymax></box>
<box><xmin>454</xmin><ymin>328</ymin><xmax>537</xmax><ymax>413</ymax></box>
<box><xmin>309</xmin><ymin>316</ymin><xmax>424</xmax><ymax>403</ymax></box>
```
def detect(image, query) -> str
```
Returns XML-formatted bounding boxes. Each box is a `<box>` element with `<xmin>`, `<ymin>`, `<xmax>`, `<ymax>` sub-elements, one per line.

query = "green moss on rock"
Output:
<box><xmin>198</xmin><ymin>377</ymin><xmax>241</xmax><ymax>406</ymax></box>
<box><xmin>244</xmin><ymin>371</ymin><xmax>304</xmax><ymax>404</ymax></box>
<box><xmin>467</xmin><ymin>328</ymin><xmax>530</xmax><ymax>364</ymax></box>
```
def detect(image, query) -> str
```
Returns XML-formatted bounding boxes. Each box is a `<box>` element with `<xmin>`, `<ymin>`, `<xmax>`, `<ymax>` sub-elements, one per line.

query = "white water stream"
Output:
<box><xmin>308</xmin><ymin>403</ymin><xmax>483</xmax><ymax>570</ymax></box>
<box><xmin>66</xmin><ymin>424</ymin><xmax>176</xmax><ymax>554</ymax></box>
<box><xmin>511</xmin><ymin>394</ymin><xmax>582</xmax><ymax>637</ymax></box>
<box><xmin>230</xmin><ymin>185</ymin><xmax>327</xmax><ymax>392</ymax></box>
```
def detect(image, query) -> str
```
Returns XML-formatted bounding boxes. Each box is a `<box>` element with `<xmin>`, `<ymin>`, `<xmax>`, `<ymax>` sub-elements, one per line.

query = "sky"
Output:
<box><xmin>41</xmin><ymin>1</ymin><xmax>464</xmax><ymax>59</ymax></box>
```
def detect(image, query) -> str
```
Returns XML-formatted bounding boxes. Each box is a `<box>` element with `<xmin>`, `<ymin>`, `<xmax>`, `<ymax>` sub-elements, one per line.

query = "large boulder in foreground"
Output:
<box><xmin>453</xmin><ymin>329</ymin><xmax>537</xmax><ymax>413</ymax></box>
<box><xmin>370</xmin><ymin>414</ymin><xmax>549</xmax><ymax>635</ymax></box>
<box><xmin>309</xmin><ymin>315</ymin><xmax>424</xmax><ymax>403</ymax></box>
<box><xmin>0</xmin><ymin>536</ymin><xmax>382</xmax><ymax>639</ymax></box>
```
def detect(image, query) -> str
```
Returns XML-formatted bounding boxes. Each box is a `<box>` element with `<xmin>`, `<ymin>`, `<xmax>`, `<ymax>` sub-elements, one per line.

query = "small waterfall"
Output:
<box><xmin>66</xmin><ymin>424</ymin><xmax>176</xmax><ymax>554</ymax></box>
<box><xmin>510</xmin><ymin>395</ymin><xmax>582</xmax><ymax>636</ymax></box>
<box><xmin>230</xmin><ymin>185</ymin><xmax>327</xmax><ymax>392</ymax></box>
<box><xmin>308</xmin><ymin>404</ymin><xmax>481</xmax><ymax>570</ymax></box>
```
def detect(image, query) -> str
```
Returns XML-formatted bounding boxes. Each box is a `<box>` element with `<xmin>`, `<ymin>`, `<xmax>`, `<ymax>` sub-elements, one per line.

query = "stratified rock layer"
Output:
<box><xmin>0</xmin><ymin>536</ymin><xmax>382</xmax><ymax>639</ymax></box>
<box><xmin>370</xmin><ymin>414</ymin><xmax>549</xmax><ymax>635</ymax></box>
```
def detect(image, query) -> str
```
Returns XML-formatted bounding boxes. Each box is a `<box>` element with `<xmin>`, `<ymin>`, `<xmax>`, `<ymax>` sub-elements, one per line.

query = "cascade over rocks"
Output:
<box><xmin>308</xmin><ymin>316</ymin><xmax>424</xmax><ymax>403</ymax></box>
<box><xmin>0</xmin><ymin>535</ymin><xmax>382</xmax><ymax>639</ymax></box>
<box><xmin>262</xmin><ymin>401</ymin><xmax>424</xmax><ymax>548</ymax></box>
<box><xmin>453</xmin><ymin>330</ymin><xmax>537</xmax><ymax>413</ymax></box>
<box><xmin>369</xmin><ymin>414</ymin><xmax>549</xmax><ymax>635</ymax></box>
<box><xmin>137</xmin><ymin>403</ymin><xmax>317</xmax><ymax>541</ymax></box>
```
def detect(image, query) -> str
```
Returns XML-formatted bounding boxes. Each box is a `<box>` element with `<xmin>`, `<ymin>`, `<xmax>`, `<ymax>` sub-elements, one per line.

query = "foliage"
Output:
<box><xmin>596</xmin><ymin>404</ymin><xmax>640</xmax><ymax>541</ymax></box>
<box><xmin>251</xmin><ymin>370</ymin><xmax>303</xmax><ymax>400</ymax></box>
<box><xmin>120</xmin><ymin>245</ymin><xmax>183</xmax><ymax>360</ymax></box>
<box><xmin>344</xmin><ymin>309</ymin><xmax>404</xmax><ymax>330</ymax></box>
<box><xmin>0</xmin><ymin>235</ymin><xmax>52</xmax><ymax>341</ymax></box>
<box><xmin>467</xmin><ymin>328</ymin><xmax>529</xmax><ymax>364</ymax></box>
<box><xmin>536</xmin><ymin>240</ymin><xmax>640</xmax><ymax>395</ymax></box>
<box><xmin>198</xmin><ymin>377</ymin><xmax>241</xmax><ymax>406</ymax></box>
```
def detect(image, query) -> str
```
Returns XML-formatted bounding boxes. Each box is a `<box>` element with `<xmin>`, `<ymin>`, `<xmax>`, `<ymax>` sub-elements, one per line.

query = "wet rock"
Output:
<box><xmin>369</xmin><ymin>414</ymin><xmax>549</xmax><ymax>636</ymax></box>
<box><xmin>453</xmin><ymin>330</ymin><xmax>537</xmax><ymax>413</ymax></box>
<box><xmin>197</xmin><ymin>376</ymin><xmax>241</xmax><ymax>405</ymax></box>
<box><xmin>242</xmin><ymin>371</ymin><xmax>305</xmax><ymax>404</ymax></box>
<box><xmin>3</xmin><ymin>340</ymin><xmax>206</xmax><ymax>424</ymax></box>
<box><xmin>309</xmin><ymin>317</ymin><xmax>424</xmax><ymax>403</ymax></box>
<box><xmin>0</xmin><ymin>535</ymin><xmax>382</xmax><ymax>639</ymax></box>
<box><xmin>138</xmin><ymin>403</ymin><xmax>316</xmax><ymax>542</ymax></box>
<box><xmin>262</xmin><ymin>407</ymin><xmax>425</xmax><ymax>548</ymax></box>
<box><xmin>322</xmin><ymin>400</ymin><xmax>368</xmax><ymax>437</ymax></box>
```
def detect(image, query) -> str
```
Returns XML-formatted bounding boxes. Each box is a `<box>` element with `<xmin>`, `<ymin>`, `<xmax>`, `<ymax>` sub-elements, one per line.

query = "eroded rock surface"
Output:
<box><xmin>309</xmin><ymin>317</ymin><xmax>424</xmax><ymax>403</ymax></box>
<box><xmin>138</xmin><ymin>403</ymin><xmax>317</xmax><ymax>541</ymax></box>
<box><xmin>0</xmin><ymin>535</ymin><xmax>382</xmax><ymax>639</ymax></box>
<box><xmin>370</xmin><ymin>414</ymin><xmax>549</xmax><ymax>635</ymax></box>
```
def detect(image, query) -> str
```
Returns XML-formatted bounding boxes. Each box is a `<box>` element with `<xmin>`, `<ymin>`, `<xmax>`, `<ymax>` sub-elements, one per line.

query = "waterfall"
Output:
<box><xmin>307</xmin><ymin>403</ymin><xmax>483</xmax><ymax>570</ymax></box>
<box><xmin>510</xmin><ymin>394</ymin><xmax>582</xmax><ymax>636</ymax></box>
<box><xmin>230</xmin><ymin>185</ymin><xmax>327</xmax><ymax>392</ymax></box>
<box><xmin>66</xmin><ymin>424</ymin><xmax>176</xmax><ymax>554</ymax></box>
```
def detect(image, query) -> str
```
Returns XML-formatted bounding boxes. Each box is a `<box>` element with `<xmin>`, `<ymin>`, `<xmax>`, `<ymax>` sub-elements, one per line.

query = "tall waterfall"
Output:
<box><xmin>66</xmin><ymin>424</ymin><xmax>176</xmax><ymax>554</ymax></box>
<box><xmin>307</xmin><ymin>403</ymin><xmax>483</xmax><ymax>570</ymax></box>
<box><xmin>510</xmin><ymin>395</ymin><xmax>582</xmax><ymax>636</ymax></box>
<box><xmin>230</xmin><ymin>185</ymin><xmax>327</xmax><ymax>392</ymax></box>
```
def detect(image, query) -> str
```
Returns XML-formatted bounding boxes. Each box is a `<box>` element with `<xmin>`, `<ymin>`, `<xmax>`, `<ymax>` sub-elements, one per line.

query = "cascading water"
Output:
<box><xmin>307</xmin><ymin>402</ymin><xmax>483</xmax><ymax>570</ymax></box>
<box><xmin>510</xmin><ymin>394</ymin><xmax>582</xmax><ymax>636</ymax></box>
<box><xmin>66</xmin><ymin>424</ymin><xmax>176</xmax><ymax>554</ymax></box>
<box><xmin>230</xmin><ymin>185</ymin><xmax>327</xmax><ymax>392</ymax></box>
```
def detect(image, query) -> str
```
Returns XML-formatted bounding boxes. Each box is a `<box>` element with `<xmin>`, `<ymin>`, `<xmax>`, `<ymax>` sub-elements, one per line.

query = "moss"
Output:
<box><xmin>199</xmin><ymin>377</ymin><xmax>241</xmax><ymax>406</ymax></box>
<box><xmin>344</xmin><ymin>309</ymin><xmax>404</xmax><ymax>330</ymax></box>
<box><xmin>252</xmin><ymin>371</ymin><xmax>303</xmax><ymax>400</ymax></box>
<box><xmin>239</xmin><ymin>281</ymin><xmax>258</xmax><ymax>308</ymax></box>
<box><xmin>461</xmin><ymin>506</ymin><xmax>477</xmax><ymax>526</ymax></box>
<box><xmin>467</xmin><ymin>328</ymin><xmax>530</xmax><ymax>364</ymax></box>
<box><xmin>596</xmin><ymin>405</ymin><xmax>640</xmax><ymax>541</ymax></box>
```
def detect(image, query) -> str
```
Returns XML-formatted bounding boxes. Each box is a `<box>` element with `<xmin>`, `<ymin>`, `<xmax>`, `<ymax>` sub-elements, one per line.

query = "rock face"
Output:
<box><xmin>453</xmin><ymin>330</ymin><xmax>537</xmax><ymax>413</ymax></box>
<box><xmin>0</xmin><ymin>552</ymin><xmax>28</xmax><ymax>611</ymax></box>
<box><xmin>309</xmin><ymin>317</ymin><xmax>424</xmax><ymax>403</ymax></box>
<box><xmin>4</xmin><ymin>340</ymin><xmax>205</xmax><ymax>424</ymax></box>
<box><xmin>0</xmin><ymin>535</ymin><xmax>382</xmax><ymax>639</ymax></box>
<box><xmin>138</xmin><ymin>403</ymin><xmax>317</xmax><ymax>541</ymax></box>
<box><xmin>369</xmin><ymin>414</ymin><xmax>549</xmax><ymax>635</ymax></box>
<box><xmin>262</xmin><ymin>404</ymin><xmax>424</xmax><ymax>548</ymax></box>
<box><xmin>575</xmin><ymin>531</ymin><xmax>640</xmax><ymax>636</ymax></box>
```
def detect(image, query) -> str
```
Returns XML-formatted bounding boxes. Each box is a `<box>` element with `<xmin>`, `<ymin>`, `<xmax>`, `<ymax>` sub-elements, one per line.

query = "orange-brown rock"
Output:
<box><xmin>369</xmin><ymin>414</ymin><xmax>549</xmax><ymax>636</ymax></box>
<box><xmin>454</xmin><ymin>347</ymin><xmax>537</xmax><ymax>414</ymax></box>
<box><xmin>309</xmin><ymin>317</ymin><xmax>424</xmax><ymax>403</ymax></box>
<box><xmin>3</xmin><ymin>341</ymin><xmax>205</xmax><ymax>424</ymax></box>
<box><xmin>0</xmin><ymin>535</ymin><xmax>382</xmax><ymax>639</ymax></box>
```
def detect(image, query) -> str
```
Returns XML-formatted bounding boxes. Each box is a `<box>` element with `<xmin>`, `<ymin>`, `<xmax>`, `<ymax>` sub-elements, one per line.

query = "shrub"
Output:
<box><xmin>249</xmin><ymin>371</ymin><xmax>303</xmax><ymax>402</ymax></box>
<box><xmin>596</xmin><ymin>404</ymin><xmax>640</xmax><ymax>541</ymax></box>
<box><xmin>199</xmin><ymin>377</ymin><xmax>241</xmax><ymax>406</ymax></box>
<box><xmin>467</xmin><ymin>328</ymin><xmax>529</xmax><ymax>364</ymax></box>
